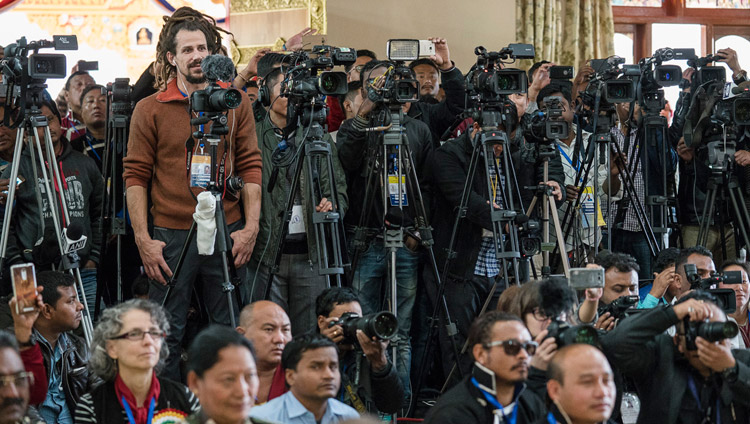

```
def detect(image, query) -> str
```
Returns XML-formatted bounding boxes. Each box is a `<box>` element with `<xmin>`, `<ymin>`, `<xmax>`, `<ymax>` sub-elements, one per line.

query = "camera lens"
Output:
<box><xmin>697</xmin><ymin>321</ymin><xmax>739</xmax><ymax>342</ymax></box>
<box><xmin>35</xmin><ymin>60</ymin><xmax>51</xmax><ymax>74</ymax></box>
<box><xmin>496</xmin><ymin>75</ymin><xmax>517</xmax><ymax>91</ymax></box>
<box><xmin>320</xmin><ymin>74</ymin><xmax>340</xmax><ymax>93</ymax></box>
<box><xmin>367</xmin><ymin>312</ymin><xmax>398</xmax><ymax>340</ymax></box>
<box><xmin>208</xmin><ymin>88</ymin><xmax>242</xmax><ymax>110</ymax></box>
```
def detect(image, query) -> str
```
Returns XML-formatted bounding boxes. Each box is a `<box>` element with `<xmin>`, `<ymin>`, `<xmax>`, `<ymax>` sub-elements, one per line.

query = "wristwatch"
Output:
<box><xmin>721</xmin><ymin>363</ymin><xmax>739</xmax><ymax>382</ymax></box>
<box><xmin>733</xmin><ymin>69</ymin><xmax>748</xmax><ymax>85</ymax></box>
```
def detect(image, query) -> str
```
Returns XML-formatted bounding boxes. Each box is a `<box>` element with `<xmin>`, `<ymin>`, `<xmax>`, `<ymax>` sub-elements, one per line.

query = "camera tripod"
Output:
<box><xmin>262</xmin><ymin>96</ymin><xmax>348</xmax><ymax>297</ymax></box>
<box><xmin>423</xmin><ymin>104</ymin><xmax>527</xmax><ymax>397</ymax></box>
<box><xmin>160</xmin><ymin>112</ymin><xmax>241</xmax><ymax>328</ymax></box>
<box><xmin>97</xmin><ymin>80</ymin><xmax>131</xmax><ymax>306</ymax></box>
<box><xmin>0</xmin><ymin>102</ymin><xmax>94</xmax><ymax>344</ymax></box>
<box><xmin>696</xmin><ymin>140</ymin><xmax>750</xmax><ymax>257</ymax></box>
<box><xmin>525</xmin><ymin>143</ymin><xmax>570</xmax><ymax>277</ymax></box>
<box><xmin>349</xmin><ymin>103</ymin><xmax>456</xmax><ymax>417</ymax></box>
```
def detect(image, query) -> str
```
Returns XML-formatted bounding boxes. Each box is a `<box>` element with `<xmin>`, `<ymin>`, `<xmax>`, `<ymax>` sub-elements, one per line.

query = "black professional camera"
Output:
<box><xmin>524</xmin><ymin>95</ymin><xmax>570</xmax><ymax>142</ymax></box>
<box><xmin>547</xmin><ymin>319</ymin><xmax>600</xmax><ymax>347</ymax></box>
<box><xmin>599</xmin><ymin>295</ymin><xmax>639</xmax><ymax>321</ymax></box>
<box><xmin>684</xmin><ymin>264</ymin><xmax>743</xmax><ymax>313</ymax></box>
<box><xmin>580</xmin><ymin>56</ymin><xmax>637</xmax><ymax>111</ymax></box>
<box><xmin>335</xmin><ymin>311</ymin><xmax>398</xmax><ymax>345</ymax></box>
<box><xmin>466</xmin><ymin>44</ymin><xmax>534</xmax><ymax>104</ymax></box>
<box><xmin>108</xmin><ymin>78</ymin><xmax>133</xmax><ymax>116</ymax></box>
<box><xmin>282</xmin><ymin>45</ymin><xmax>355</xmax><ymax>100</ymax></box>
<box><xmin>191</xmin><ymin>83</ymin><xmax>242</xmax><ymax>113</ymax></box>
<box><xmin>517</xmin><ymin>215</ymin><xmax>541</xmax><ymax>257</ymax></box>
<box><xmin>364</xmin><ymin>63</ymin><xmax>419</xmax><ymax>105</ymax></box>
<box><xmin>2</xmin><ymin>35</ymin><xmax>77</xmax><ymax>123</ymax></box>
<box><xmin>683</xmin><ymin>318</ymin><xmax>738</xmax><ymax>350</ymax></box>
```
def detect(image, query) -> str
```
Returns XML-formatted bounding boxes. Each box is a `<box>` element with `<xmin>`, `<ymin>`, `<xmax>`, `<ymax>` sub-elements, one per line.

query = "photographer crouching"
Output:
<box><xmin>315</xmin><ymin>287</ymin><xmax>404</xmax><ymax>415</ymax></box>
<box><xmin>602</xmin><ymin>291</ymin><xmax>750</xmax><ymax>423</ymax></box>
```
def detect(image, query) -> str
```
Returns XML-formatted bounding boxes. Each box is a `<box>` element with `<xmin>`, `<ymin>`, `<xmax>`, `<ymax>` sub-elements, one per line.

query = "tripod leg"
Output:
<box><xmin>728</xmin><ymin>186</ymin><xmax>750</xmax><ymax>250</ymax></box>
<box><xmin>161</xmin><ymin>222</ymin><xmax>197</xmax><ymax>307</ymax></box>
<box><xmin>549</xmin><ymin>197</ymin><xmax>570</xmax><ymax>277</ymax></box>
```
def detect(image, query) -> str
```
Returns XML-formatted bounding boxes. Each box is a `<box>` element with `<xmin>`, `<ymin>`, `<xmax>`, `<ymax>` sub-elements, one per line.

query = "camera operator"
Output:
<box><xmin>245</xmin><ymin>66</ymin><xmax>348</xmax><ymax>333</ymax></box>
<box><xmin>604</xmin><ymin>95</ymin><xmax>678</xmax><ymax>277</ymax></box>
<box><xmin>602</xmin><ymin>291</ymin><xmax>750</xmax><ymax>424</ymax></box>
<box><xmin>673</xmin><ymin>246</ymin><xmax>716</xmax><ymax>302</ymax></box>
<box><xmin>575</xmin><ymin>252</ymin><xmax>640</xmax><ymax>331</ymax></box>
<box><xmin>410</xmin><ymin>58</ymin><xmax>442</xmax><ymax>103</ymax></box>
<box><xmin>326</xmin><ymin>49</ymin><xmax>376</xmax><ymax>132</ymax></box>
<box><xmin>424</xmin><ymin>311</ymin><xmax>545</xmax><ymax>424</ymax></box>
<box><xmin>638</xmin><ymin>246</ymin><xmax>680</xmax><ymax>309</ymax></box>
<box><xmin>1</xmin><ymin>100</ymin><xmax>103</xmax><ymax>315</ymax></box>
<box><xmin>537</xmin><ymin>83</ymin><xmax>607</xmax><ymax>264</ymax></box>
<box><xmin>718</xmin><ymin>260</ymin><xmax>750</xmax><ymax>348</ymax></box>
<box><xmin>252</xmin><ymin>52</ymin><xmax>289</xmax><ymax>122</ymax></box>
<box><xmin>336</xmin><ymin>59</ymin><xmax>434</xmax><ymax>399</ymax></box>
<box><xmin>401</xmin><ymin>38</ymin><xmax>465</xmax><ymax>146</ymax></box>
<box><xmin>71</xmin><ymin>84</ymin><xmax>106</xmax><ymax>170</ymax></box>
<box><xmin>314</xmin><ymin>287</ymin><xmax>404</xmax><ymax>414</ymax></box>
<box><xmin>123</xmin><ymin>6</ymin><xmax>262</xmax><ymax>380</ymax></box>
<box><xmin>542</xmin><ymin>344</ymin><xmax>618</xmax><ymax>424</ymax></box>
<box><xmin>525</xmin><ymin>60</ymin><xmax>553</xmax><ymax>115</ymax></box>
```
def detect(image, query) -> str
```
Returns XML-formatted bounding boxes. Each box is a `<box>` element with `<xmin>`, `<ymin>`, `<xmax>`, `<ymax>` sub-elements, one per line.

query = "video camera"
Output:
<box><xmin>580</xmin><ymin>56</ymin><xmax>638</xmax><ymax>112</ymax></box>
<box><xmin>465</xmin><ymin>44</ymin><xmax>534</xmax><ymax>105</ymax></box>
<box><xmin>547</xmin><ymin>319</ymin><xmax>600</xmax><ymax>347</ymax></box>
<box><xmin>524</xmin><ymin>95</ymin><xmax>570</xmax><ymax>142</ymax></box>
<box><xmin>334</xmin><ymin>311</ymin><xmax>398</xmax><ymax>346</ymax></box>
<box><xmin>107</xmin><ymin>78</ymin><xmax>134</xmax><ymax>117</ymax></box>
<box><xmin>599</xmin><ymin>294</ymin><xmax>639</xmax><ymax>321</ymax></box>
<box><xmin>1</xmin><ymin>35</ymin><xmax>77</xmax><ymax>125</ymax></box>
<box><xmin>684</xmin><ymin>263</ymin><xmax>743</xmax><ymax>313</ymax></box>
<box><xmin>281</xmin><ymin>45</ymin><xmax>354</xmax><ymax>101</ymax></box>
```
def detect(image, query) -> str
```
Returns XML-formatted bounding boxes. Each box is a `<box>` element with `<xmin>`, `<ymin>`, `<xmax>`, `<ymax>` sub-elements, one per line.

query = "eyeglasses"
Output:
<box><xmin>110</xmin><ymin>329</ymin><xmax>166</xmax><ymax>341</ymax></box>
<box><xmin>531</xmin><ymin>308</ymin><xmax>549</xmax><ymax>321</ymax></box>
<box><xmin>485</xmin><ymin>339</ymin><xmax>538</xmax><ymax>356</ymax></box>
<box><xmin>0</xmin><ymin>371</ymin><xmax>34</xmax><ymax>389</ymax></box>
<box><xmin>348</xmin><ymin>65</ymin><xmax>365</xmax><ymax>75</ymax></box>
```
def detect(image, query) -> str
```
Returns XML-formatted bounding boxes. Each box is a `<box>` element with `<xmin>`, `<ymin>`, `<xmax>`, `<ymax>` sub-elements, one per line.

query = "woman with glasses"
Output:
<box><xmin>74</xmin><ymin>299</ymin><xmax>199</xmax><ymax>423</ymax></box>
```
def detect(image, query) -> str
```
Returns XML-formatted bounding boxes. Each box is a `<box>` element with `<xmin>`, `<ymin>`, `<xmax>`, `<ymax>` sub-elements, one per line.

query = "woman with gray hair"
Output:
<box><xmin>74</xmin><ymin>299</ymin><xmax>200</xmax><ymax>423</ymax></box>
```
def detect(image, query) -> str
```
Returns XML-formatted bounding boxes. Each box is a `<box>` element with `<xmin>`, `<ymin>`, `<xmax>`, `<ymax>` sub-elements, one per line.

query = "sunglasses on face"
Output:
<box><xmin>484</xmin><ymin>339</ymin><xmax>538</xmax><ymax>356</ymax></box>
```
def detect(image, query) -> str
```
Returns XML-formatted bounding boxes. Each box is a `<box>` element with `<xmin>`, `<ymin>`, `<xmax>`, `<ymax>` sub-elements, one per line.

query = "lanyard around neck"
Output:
<box><xmin>121</xmin><ymin>396</ymin><xmax>156</xmax><ymax>424</ymax></box>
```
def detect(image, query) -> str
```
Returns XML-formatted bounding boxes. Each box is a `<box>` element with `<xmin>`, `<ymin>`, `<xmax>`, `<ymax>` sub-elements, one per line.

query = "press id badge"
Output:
<box><xmin>190</xmin><ymin>154</ymin><xmax>211</xmax><ymax>188</ymax></box>
<box><xmin>289</xmin><ymin>204</ymin><xmax>306</xmax><ymax>235</ymax></box>
<box><xmin>388</xmin><ymin>175</ymin><xmax>408</xmax><ymax>207</ymax></box>
<box><xmin>580</xmin><ymin>187</ymin><xmax>605</xmax><ymax>228</ymax></box>
<box><xmin>620</xmin><ymin>392</ymin><xmax>641</xmax><ymax>424</ymax></box>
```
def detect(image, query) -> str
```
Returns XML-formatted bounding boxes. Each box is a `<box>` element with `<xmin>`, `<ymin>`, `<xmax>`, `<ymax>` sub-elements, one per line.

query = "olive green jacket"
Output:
<box><xmin>251</xmin><ymin>117</ymin><xmax>348</xmax><ymax>267</ymax></box>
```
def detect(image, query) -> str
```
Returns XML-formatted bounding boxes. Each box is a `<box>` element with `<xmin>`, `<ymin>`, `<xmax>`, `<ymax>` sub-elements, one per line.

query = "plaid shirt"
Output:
<box><xmin>474</xmin><ymin>155</ymin><xmax>505</xmax><ymax>277</ymax></box>
<box><xmin>609</xmin><ymin>128</ymin><xmax>645</xmax><ymax>232</ymax></box>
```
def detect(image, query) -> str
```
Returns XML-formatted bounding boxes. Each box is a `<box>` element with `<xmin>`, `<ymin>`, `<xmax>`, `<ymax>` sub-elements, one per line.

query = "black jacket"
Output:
<box><xmin>601</xmin><ymin>306</ymin><xmax>750</xmax><ymax>424</ymax></box>
<box><xmin>1</xmin><ymin>139</ymin><xmax>104</xmax><ymax>267</ymax></box>
<box><xmin>429</xmin><ymin>130</ymin><xmax>565</xmax><ymax>279</ymax></box>
<box><xmin>424</xmin><ymin>367</ymin><xmax>545</xmax><ymax>424</ymax></box>
<box><xmin>339</xmin><ymin>350</ymin><xmax>404</xmax><ymax>414</ymax></box>
<box><xmin>337</xmin><ymin>113</ymin><xmax>433</xmax><ymax>232</ymax></box>
<box><xmin>406</xmin><ymin>65</ymin><xmax>466</xmax><ymax>146</ymax></box>
<box><xmin>33</xmin><ymin>329</ymin><xmax>94</xmax><ymax>413</ymax></box>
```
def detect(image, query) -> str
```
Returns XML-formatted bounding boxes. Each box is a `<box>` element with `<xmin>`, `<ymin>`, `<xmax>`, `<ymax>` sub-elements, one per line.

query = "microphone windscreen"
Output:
<box><xmin>66</xmin><ymin>222</ymin><xmax>84</xmax><ymax>240</ymax></box>
<box><xmin>201</xmin><ymin>55</ymin><xmax>236</xmax><ymax>83</ymax></box>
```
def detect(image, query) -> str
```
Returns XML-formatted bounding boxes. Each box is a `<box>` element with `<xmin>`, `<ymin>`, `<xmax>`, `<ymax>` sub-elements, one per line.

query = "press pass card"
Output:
<box><xmin>190</xmin><ymin>154</ymin><xmax>211</xmax><ymax>188</ymax></box>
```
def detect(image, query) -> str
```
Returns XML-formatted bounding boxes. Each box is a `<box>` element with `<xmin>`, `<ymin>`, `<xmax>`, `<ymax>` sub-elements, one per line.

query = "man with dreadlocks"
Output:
<box><xmin>123</xmin><ymin>6</ymin><xmax>262</xmax><ymax>381</ymax></box>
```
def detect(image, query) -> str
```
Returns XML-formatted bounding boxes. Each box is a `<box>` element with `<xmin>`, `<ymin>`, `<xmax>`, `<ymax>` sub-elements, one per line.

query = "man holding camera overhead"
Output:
<box><xmin>602</xmin><ymin>291</ymin><xmax>750</xmax><ymax>424</ymax></box>
<box><xmin>123</xmin><ymin>6</ymin><xmax>262</xmax><ymax>381</ymax></box>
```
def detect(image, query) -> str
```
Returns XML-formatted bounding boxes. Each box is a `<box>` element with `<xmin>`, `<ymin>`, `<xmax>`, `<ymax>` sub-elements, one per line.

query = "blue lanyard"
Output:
<box><xmin>557</xmin><ymin>144</ymin><xmax>581</xmax><ymax>172</ymax></box>
<box><xmin>121</xmin><ymin>396</ymin><xmax>156</xmax><ymax>424</ymax></box>
<box><xmin>546</xmin><ymin>412</ymin><xmax>557</xmax><ymax>424</ymax></box>
<box><xmin>471</xmin><ymin>377</ymin><xmax>518</xmax><ymax>424</ymax></box>
<box><xmin>84</xmin><ymin>135</ymin><xmax>102</xmax><ymax>161</ymax></box>
<box><xmin>686</xmin><ymin>375</ymin><xmax>721</xmax><ymax>424</ymax></box>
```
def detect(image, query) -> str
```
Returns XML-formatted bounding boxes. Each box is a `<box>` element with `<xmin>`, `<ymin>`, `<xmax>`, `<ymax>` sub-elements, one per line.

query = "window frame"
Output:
<box><xmin>613</xmin><ymin>0</ymin><xmax>750</xmax><ymax>60</ymax></box>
